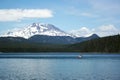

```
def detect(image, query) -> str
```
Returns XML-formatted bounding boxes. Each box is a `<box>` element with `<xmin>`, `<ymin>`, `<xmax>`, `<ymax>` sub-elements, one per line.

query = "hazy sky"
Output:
<box><xmin>0</xmin><ymin>0</ymin><xmax>120</xmax><ymax>37</ymax></box>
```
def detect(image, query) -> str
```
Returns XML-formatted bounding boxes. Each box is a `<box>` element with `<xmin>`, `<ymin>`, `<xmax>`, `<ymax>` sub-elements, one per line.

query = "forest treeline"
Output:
<box><xmin>68</xmin><ymin>34</ymin><xmax>120</xmax><ymax>53</ymax></box>
<box><xmin>0</xmin><ymin>35</ymin><xmax>120</xmax><ymax>53</ymax></box>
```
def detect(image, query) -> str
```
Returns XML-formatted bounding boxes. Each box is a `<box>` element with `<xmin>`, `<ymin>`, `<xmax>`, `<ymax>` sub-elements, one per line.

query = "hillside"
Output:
<box><xmin>0</xmin><ymin>35</ymin><xmax>119</xmax><ymax>53</ymax></box>
<box><xmin>68</xmin><ymin>35</ymin><xmax>120</xmax><ymax>53</ymax></box>
<box><xmin>0</xmin><ymin>37</ymin><xmax>64</xmax><ymax>52</ymax></box>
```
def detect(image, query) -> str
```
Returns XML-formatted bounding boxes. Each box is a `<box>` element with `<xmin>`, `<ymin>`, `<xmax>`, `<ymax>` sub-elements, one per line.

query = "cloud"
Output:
<box><xmin>80</xmin><ymin>12</ymin><xmax>98</xmax><ymax>17</ymax></box>
<box><xmin>70</xmin><ymin>24</ymin><xmax>120</xmax><ymax>37</ymax></box>
<box><xmin>67</xmin><ymin>9</ymin><xmax>98</xmax><ymax>18</ymax></box>
<box><xmin>0</xmin><ymin>9</ymin><xmax>53</xmax><ymax>21</ymax></box>
<box><xmin>66</xmin><ymin>7</ymin><xmax>99</xmax><ymax>18</ymax></box>
<box><xmin>89</xmin><ymin>0</ymin><xmax>120</xmax><ymax>15</ymax></box>
<box><xmin>95</xmin><ymin>24</ymin><xmax>120</xmax><ymax>37</ymax></box>
<box><xmin>98</xmin><ymin>24</ymin><xmax>117</xmax><ymax>31</ymax></box>
<box><xmin>69</xmin><ymin>27</ymin><xmax>93</xmax><ymax>37</ymax></box>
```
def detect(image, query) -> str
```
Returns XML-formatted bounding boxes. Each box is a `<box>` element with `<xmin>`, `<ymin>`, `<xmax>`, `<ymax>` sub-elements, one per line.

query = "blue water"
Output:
<box><xmin>0</xmin><ymin>53</ymin><xmax>120</xmax><ymax>80</ymax></box>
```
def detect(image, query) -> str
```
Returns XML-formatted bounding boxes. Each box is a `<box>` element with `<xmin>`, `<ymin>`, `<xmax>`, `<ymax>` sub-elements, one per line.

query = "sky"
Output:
<box><xmin>0</xmin><ymin>0</ymin><xmax>120</xmax><ymax>37</ymax></box>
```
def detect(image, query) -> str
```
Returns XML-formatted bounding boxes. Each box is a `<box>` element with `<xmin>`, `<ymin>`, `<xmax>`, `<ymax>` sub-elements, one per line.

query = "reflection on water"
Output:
<box><xmin>0</xmin><ymin>53</ymin><xmax>120</xmax><ymax>80</ymax></box>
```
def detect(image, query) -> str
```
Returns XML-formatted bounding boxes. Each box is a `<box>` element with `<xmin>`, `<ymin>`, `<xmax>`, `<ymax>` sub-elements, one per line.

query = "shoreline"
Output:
<box><xmin>0</xmin><ymin>52</ymin><xmax>120</xmax><ymax>59</ymax></box>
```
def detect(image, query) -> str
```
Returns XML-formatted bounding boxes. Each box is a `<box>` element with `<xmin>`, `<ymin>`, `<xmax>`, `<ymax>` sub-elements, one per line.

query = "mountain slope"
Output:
<box><xmin>0</xmin><ymin>35</ymin><xmax>119</xmax><ymax>52</ymax></box>
<box><xmin>68</xmin><ymin>35</ymin><xmax>120</xmax><ymax>52</ymax></box>
<box><xmin>1</xmin><ymin>23</ymin><xmax>71</xmax><ymax>39</ymax></box>
<box><xmin>75</xmin><ymin>34</ymin><xmax>99</xmax><ymax>43</ymax></box>
<box><xmin>28</xmin><ymin>35</ymin><xmax>76</xmax><ymax>44</ymax></box>
<box><xmin>0</xmin><ymin>23</ymin><xmax>100</xmax><ymax>44</ymax></box>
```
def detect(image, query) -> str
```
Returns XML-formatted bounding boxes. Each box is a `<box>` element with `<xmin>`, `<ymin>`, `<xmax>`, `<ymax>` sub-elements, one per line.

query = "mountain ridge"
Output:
<box><xmin>0</xmin><ymin>23</ymin><xmax>99</xmax><ymax>44</ymax></box>
<box><xmin>1</xmin><ymin>23</ymin><xmax>98</xmax><ymax>38</ymax></box>
<box><xmin>1</xmin><ymin>23</ymin><xmax>72</xmax><ymax>39</ymax></box>
<box><xmin>0</xmin><ymin>34</ymin><xmax>99</xmax><ymax>44</ymax></box>
<box><xmin>0</xmin><ymin>35</ymin><xmax>119</xmax><ymax>53</ymax></box>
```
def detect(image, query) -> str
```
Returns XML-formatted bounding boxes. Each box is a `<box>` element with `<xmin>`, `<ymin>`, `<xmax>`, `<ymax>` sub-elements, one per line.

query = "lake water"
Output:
<box><xmin>0</xmin><ymin>53</ymin><xmax>120</xmax><ymax>80</ymax></box>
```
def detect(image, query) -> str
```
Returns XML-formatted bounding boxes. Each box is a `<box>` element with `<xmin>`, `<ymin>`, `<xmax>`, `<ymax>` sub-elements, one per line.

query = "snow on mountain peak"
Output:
<box><xmin>1</xmin><ymin>23</ymin><xmax>72</xmax><ymax>39</ymax></box>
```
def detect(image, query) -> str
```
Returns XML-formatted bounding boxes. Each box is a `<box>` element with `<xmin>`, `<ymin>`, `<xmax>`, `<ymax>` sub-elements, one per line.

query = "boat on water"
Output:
<box><xmin>78</xmin><ymin>55</ymin><xmax>82</xmax><ymax>58</ymax></box>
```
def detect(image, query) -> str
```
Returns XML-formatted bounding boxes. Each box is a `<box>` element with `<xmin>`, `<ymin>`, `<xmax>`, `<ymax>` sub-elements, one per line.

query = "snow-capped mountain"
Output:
<box><xmin>69</xmin><ymin>27</ymin><xmax>93</xmax><ymax>37</ymax></box>
<box><xmin>0</xmin><ymin>23</ymin><xmax>100</xmax><ymax>44</ymax></box>
<box><xmin>1</xmin><ymin>23</ymin><xmax>72</xmax><ymax>39</ymax></box>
